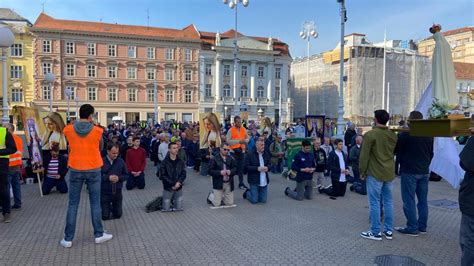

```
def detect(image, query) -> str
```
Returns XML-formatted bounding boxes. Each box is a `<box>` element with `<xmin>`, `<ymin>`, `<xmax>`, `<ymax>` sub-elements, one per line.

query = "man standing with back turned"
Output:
<box><xmin>60</xmin><ymin>104</ymin><xmax>113</xmax><ymax>248</ymax></box>
<box><xmin>226</xmin><ymin>116</ymin><xmax>249</xmax><ymax>190</ymax></box>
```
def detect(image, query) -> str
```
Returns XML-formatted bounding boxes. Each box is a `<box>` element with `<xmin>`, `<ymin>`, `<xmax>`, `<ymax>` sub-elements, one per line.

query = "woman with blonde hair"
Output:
<box><xmin>258</xmin><ymin>117</ymin><xmax>272</xmax><ymax>136</ymax></box>
<box><xmin>200</xmin><ymin>113</ymin><xmax>222</xmax><ymax>149</ymax></box>
<box><xmin>42</xmin><ymin>112</ymin><xmax>67</xmax><ymax>151</ymax></box>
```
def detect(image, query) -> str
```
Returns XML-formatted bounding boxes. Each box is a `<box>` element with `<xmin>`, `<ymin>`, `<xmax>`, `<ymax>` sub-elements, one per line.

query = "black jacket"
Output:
<box><xmin>160</xmin><ymin>154</ymin><xmax>186</xmax><ymax>191</ymax></box>
<box><xmin>344</xmin><ymin>128</ymin><xmax>356</xmax><ymax>148</ymax></box>
<box><xmin>459</xmin><ymin>136</ymin><xmax>474</xmax><ymax>217</ymax></box>
<box><xmin>245</xmin><ymin>149</ymin><xmax>271</xmax><ymax>185</ymax></box>
<box><xmin>209</xmin><ymin>154</ymin><xmax>237</xmax><ymax>191</ymax></box>
<box><xmin>292</xmin><ymin>151</ymin><xmax>316</xmax><ymax>182</ymax></box>
<box><xmin>313</xmin><ymin>148</ymin><xmax>327</xmax><ymax>173</ymax></box>
<box><xmin>0</xmin><ymin>131</ymin><xmax>17</xmax><ymax>175</ymax></box>
<box><xmin>43</xmin><ymin>154</ymin><xmax>68</xmax><ymax>179</ymax></box>
<box><xmin>327</xmin><ymin>150</ymin><xmax>349</xmax><ymax>181</ymax></box>
<box><xmin>101</xmin><ymin>156</ymin><xmax>128</xmax><ymax>192</ymax></box>
<box><xmin>395</xmin><ymin>132</ymin><xmax>433</xmax><ymax>175</ymax></box>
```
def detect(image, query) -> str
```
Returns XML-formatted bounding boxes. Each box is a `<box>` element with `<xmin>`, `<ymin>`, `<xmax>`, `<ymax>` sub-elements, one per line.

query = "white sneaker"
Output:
<box><xmin>95</xmin><ymin>232</ymin><xmax>113</xmax><ymax>244</ymax></box>
<box><xmin>60</xmin><ymin>239</ymin><xmax>72</xmax><ymax>248</ymax></box>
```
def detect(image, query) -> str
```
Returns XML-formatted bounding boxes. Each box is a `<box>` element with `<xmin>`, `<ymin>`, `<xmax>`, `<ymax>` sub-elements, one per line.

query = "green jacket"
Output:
<box><xmin>359</xmin><ymin>126</ymin><xmax>397</xmax><ymax>182</ymax></box>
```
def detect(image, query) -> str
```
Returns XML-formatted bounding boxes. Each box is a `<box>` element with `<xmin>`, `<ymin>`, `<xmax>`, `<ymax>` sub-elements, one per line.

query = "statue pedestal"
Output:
<box><xmin>408</xmin><ymin>117</ymin><xmax>471</xmax><ymax>137</ymax></box>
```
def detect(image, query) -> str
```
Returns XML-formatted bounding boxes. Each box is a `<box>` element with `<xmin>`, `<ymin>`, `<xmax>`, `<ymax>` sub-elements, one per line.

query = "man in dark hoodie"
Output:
<box><xmin>61</xmin><ymin>104</ymin><xmax>112</xmax><ymax>248</ymax></box>
<box><xmin>101</xmin><ymin>143</ymin><xmax>128</xmax><ymax>220</ymax></box>
<box><xmin>285</xmin><ymin>140</ymin><xmax>316</xmax><ymax>201</ymax></box>
<box><xmin>459</xmin><ymin>126</ymin><xmax>474</xmax><ymax>266</ymax></box>
<box><xmin>159</xmin><ymin>142</ymin><xmax>186</xmax><ymax>212</ymax></box>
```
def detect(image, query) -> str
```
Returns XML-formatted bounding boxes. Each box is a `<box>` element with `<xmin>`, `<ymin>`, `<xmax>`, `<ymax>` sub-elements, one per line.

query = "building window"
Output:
<box><xmin>12</xmin><ymin>88</ymin><xmax>23</xmax><ymax>102</ymax></box>
<box><xmin>127</xmin><ymin>88</ymin><xmax>137</xmax><ymax>102</ymax></box>
<box><xmin>65</xmin><ymin>42</ymin><xmax>75</xmax><ymax>54</ymax></box>
<box><xmin>147</xmin><ymin>88</ymin><xmax>155</xmax><ymax>102</ymax></box>
<box><xmin>258</xmin><ymin>66</ymin><xmax>264</xmax><ymax>78</ymax></box>
<box><xmin>275</xmin><ymin>86</ymin><xmax>280</xmax><ymax>100</ymax></box>
<box><xmin>146</xmin><ymin>68</ymin><xmax>156</xmax><ymax>80</ymax></box>
<box><xmin>42</xmin><ymin>62</ymin><xmax>52</xmax><ymax>75</ymax></box>
<box><xmin>10</xmin><ymin>65</ymin><xmax>23</xmax><ymax>79</ymax></box>
<box><xmin>275</xmin><ymin>67</ymin><xmax>281</xmax><ymax>79</ymax></box>
<box><xmin>205</xmin><ymin>84</ymin><xmax>212</xmax><ymax>97</ymax></box>
<box><xmin>185</xmin><ymin>49</ymin><xmax>192</xmax><ymax>61</ymax></box>
<box><xmin>87</xmin><ymin>65</ymin><xmax>96</xmax><ymax>78</ymax></box>
<box><xmin>165</xmin><ymin>68</ymin><xmax>174</xmax><ymax>81</ymax></box>
<box><xmin>224</xmin><ymin>65</ymin><xmax>230</xmax><ymax>76</ymax></box>
<box><xmin>184</xmin><ymin>90</ymin><xmax>192</xmax><ymax>103</ymax></box>
<box><xmin>108</xmin><ymin>87</ymin><xmax>117</xmax><ymax>101</ymax></box>
<box><xmin>42</xmin><ymin>85</ymin><xmax>51</xmax><ymax>100</ymax></box>
<box><xmin>184</xmin><ymin>69</ymin><xmax>192</xmax><ymax>81</ymax></box>
<box><xmin>43</xmin><ymin>40</ymin><xmax>51</xmax><ymax>53</ymax></box>
<box><xmin>223</xmin><ymin>85</ymin><xmax>231</xmax><ymax>97</ymax></box>
<box><xmin>108</xmin><ymin>66</ymin><xmax>117</xmax><ymax>78</ymax></box>
<box><xmin>87</xmin><ymin>43</ymin><xmax>96</xmax><ymax>56</ymax></box>
<box><xmin>128</xmin><ymin>46</ymin><xmax>136</xmax><ymax>58</ymax></box>
<box><xmin>66</xmin><ymin>64</ymin><xmax>75</xmax><ymax>77</ymax></box>
<box><xmin>147</xmin><ymin>47</ymin><xmax>155</xmax><ymax>59</ymax></box>
<box><xmin>65</xmin><ymin>86</ymin><xmax>76</xmax><ymax>100</ymax></box>
<box><xmin>257</xmin><ymin>86</ymin><xmax>265</xmax><ymax>98</ymax></box>
<box><xmin>165</xmin><ymin>89</ymin><xmax>174</xmax><ymax>102</ymax></box>
<box><xmin>108</xmin><ymin>44</ymin><xmax>117</xmax><ymax>57</ymax></box>
<box><xmin>166</xmin><ymin>48</ymin><xmax>174</xmax><ymax>60</ymax></box>
<box><xmin>240</xmin><ymin>85</ymin><xmax>248</xmax><ymax>97</ymax></box>
<box><xmin>87</xmin><ymin>87</ymin><xmax>97</xmax><ymax>101</ymax></box>
<box><xmin>241</xmin><ymin>66</ymin><xmax>248</xmax><ymax>77</ymax></box>
<box><xmin>10</xmin><ymin>43</ymin><xmax>23</xmax><ymax>57</ymax></box>
<box><xmin>205</xmin><ymin>64</ymin><xmax>212</xmax><ymax>76</ymax></box>
<box><xmin>127</xmin><ymin>67</ymin><xmax>137</xmax><ymax>79</ymax></box>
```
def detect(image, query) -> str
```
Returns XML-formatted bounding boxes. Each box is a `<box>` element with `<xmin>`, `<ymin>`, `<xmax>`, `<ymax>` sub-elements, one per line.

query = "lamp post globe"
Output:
<box><xmin>0</xmin><ymin>26</ymin><xmax>14</xmax><ymax>48</ymax></box>
<box><xmin>45</xmin><ymin>73</ymin><xmax>55</xmax><ymax>83</ymax></box>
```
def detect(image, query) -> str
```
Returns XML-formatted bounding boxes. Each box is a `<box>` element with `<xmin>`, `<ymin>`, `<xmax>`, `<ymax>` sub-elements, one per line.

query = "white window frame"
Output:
<box><xmin>43</xmin><ymin>40</ymin><xmax>52</xmax><ymax>53</ymax></box>
<box><xmin>11</xmin><ymin>88</ymin><xmax>23</xmax><ymax>102</ymax></box>
<box><xmin>108</xmin><ymin>65</ymin><xmax>117</xmax><ymax>78</ymax></box>
<box><xmin>147</xmin><ymin>88</ymin><xmax>155</xmax><ymax>102</ymax></box>
<box><xmin>258</xmin><ymin>66</ymin><xmax>264</xmax><ymax>78</ymax></box>
<box><xmin>185</xmin><ymin>49</ymin><xmax>192</xmax><ymax>61</ymax></box>
<box><xmin>87</xmin><ymin>43</ymin><xmax>96</xmax><ymax>56</ymax></box>
<box><xmin>108</xmin><ymin>44</ymin><xmax>117</xmax><ymax>57</ymax></box>
<box><xmin>165</xmin><ymin>68</ymin><xmax>174</xmax><ymax>81</ymax></box>
<box><xmin>127</xmin><ymin>67</ymin><xmax>137</xmax><ymax>79</ymax></box>
<box><xmin>146</xmin><ymin>68</ymin><xmax>156</xmax><ymax>80</ymax></box>
<box><xmin>275</xmin><ymin>67</ymin><xmax>281</xmax><ymax>79</ymax></box>
<box><xmin>66</xmin><ymin>64</ymin><xmax>75</xmax><ymax>77</ymax></box>
<box><xmin>65</xmin><ymin>41</ymin><xmax>75</xmax><ymax>54</ymax></box>
<box><xmin>205</xmin><ymin>64</ymin><xmax>212</xmax><ymax>76</ymax></box>
<box><xmin>240</xmin><ymin>85</ymin><xmax>248</xmax><ymax>97</ymax></box>
<box><xmin>42</xmin><ymin>62</ymin><xmax>52</xmax><ymax>75</ymax></box>
<box><xmin>87</xmin><ymin>86</ymin><xmax>97</xmax><ymax>101</ymax></box>
<box><xmin>184</xmin><ymin>90</ymin><xmax>192</xmax><ymax>103</ymax></box>
<box><xmin>10</xmin><ymin>65</ymin><xmax>23</xmax><ymax>79</ymax></box>
<box><xmin>205</xmin><ymin>84</ymin><xmax>212</xmax><ymax>97</ymax></box>
<box><xmin>147</xmin><ymin>47</ymin><xmax>155</xmax><ymax>59</ymax></box>
<box><xmin>128</xmin><ymin>46</ymin><xmax>136</xmax><ymax>58</ymax></box>
<box><xmin>165</xmin><ymin>89</ymin><xmax>174</xmax><ymax>102</ymax></box>
<box><xmin>42</xmin><ymin>85</ymin><xmax>51</xmax><ymax>100</ymax></box>
<box><xmin>10</xmin><ymin>43</ymin><xmax>23</xmax><ymax>57</ymax></box>
<box><xmin>184</xmin><ymin>69</ymin><xmax>192</xmax><ymax>81</ymax></box>
<box><xmin>223</xmin><ymin>85</ymin><xmax>231</xmax><ymax>97</ymax></box>
<box><xmin>224</xmin><ymin>65</ymin><xmax>230</xmax><ymax>76</ymax></box>
<box><xmin>127</xmin><ymin>88</ymin><xmax>137</xmax><ymax>102</ymax></box>
<box><xmin>257</xmin><ymin>86</ymin><xmax>265</xmax><ymax>98</ymax></box>
<box><xmin>166</xmin><ymin>48</ymin><xmax>174</xmax><ymax>60</ymax></box>
<box><xmin>108</xmin><ymin>87</ymin><xmax>118</xmax><ymax>101</ymax></box>
<box><xmin>87</xmin><ymin>65</ymin><xmax>97</xmax><ymax>78</ymax></box>
<box><xmin>241</xmin><ymin>65</ymin><xmax>248</xmax><ymax>77</ymax></box>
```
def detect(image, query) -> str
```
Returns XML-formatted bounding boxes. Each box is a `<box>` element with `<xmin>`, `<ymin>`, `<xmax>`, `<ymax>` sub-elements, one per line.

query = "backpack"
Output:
<box><xmin>145</xmin><ymin>196</ymin><xmax>175</xmax><ymax>213</ymax></box>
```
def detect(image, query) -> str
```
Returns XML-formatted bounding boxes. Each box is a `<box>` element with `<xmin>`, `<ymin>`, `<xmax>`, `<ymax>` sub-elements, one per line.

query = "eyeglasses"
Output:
<box><xmin>222</xmin><ymin>148</ymin><xmax>230</xmax><ymax>151</ymax></box>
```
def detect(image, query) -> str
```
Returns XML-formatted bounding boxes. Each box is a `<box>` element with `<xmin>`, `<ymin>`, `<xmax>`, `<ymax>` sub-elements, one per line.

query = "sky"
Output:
<box><xmin>2</xmin><ymin>0</ymin><xmax>473</xmax><ymax>58</ymax></box>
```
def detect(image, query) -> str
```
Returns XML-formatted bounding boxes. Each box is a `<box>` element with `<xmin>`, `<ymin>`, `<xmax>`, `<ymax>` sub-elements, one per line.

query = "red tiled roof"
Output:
<box><xmin>454</xmin><ymin>62</ymin><xmax>474</xmax><ymax>80</ymax></box>
<box><xmin>32</xmin><ymin>13</ymin><xmax>201</xmax><ymax>40</ymax></box>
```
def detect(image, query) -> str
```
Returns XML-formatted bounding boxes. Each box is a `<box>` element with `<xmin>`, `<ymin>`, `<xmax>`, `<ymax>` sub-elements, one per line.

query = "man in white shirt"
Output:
<box><xmin>319</xmin><ymin>139</ymin><xmax>350</xmax><ymax>200</ymax></box>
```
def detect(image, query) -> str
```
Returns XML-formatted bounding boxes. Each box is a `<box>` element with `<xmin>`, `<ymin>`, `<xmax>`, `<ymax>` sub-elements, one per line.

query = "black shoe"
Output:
<box><xmin>243</xmin><ymin>189</ymin><xmax>249</xmax><ymax>200</ymax></box>
<box><xmin>349</xmin><ymin>185</ymin><xmax>355</xmax><ymax>192</ymax></box>
<box><xmin>11</xmin><ymin>205</ymin><xmax>21</xmax><ymax>209</ymax></box>
<box><xmin>394</xmin><ymin>227</ymin><xmax>419</xmax><ymax>237</ymax></box>
<box><xmin>239</xmin><ymin>184</ymin><xmax>248</xmax><ymax>190</ymax></box>
<box><xmin>329</xmin><ymin>196</ymin><xmax>337</xmax><ymax>200</ymax></box>
<box><xmin>284</xmin><ymin>187</ymin><xmax>290</xmax><ymax>196</ymax></box>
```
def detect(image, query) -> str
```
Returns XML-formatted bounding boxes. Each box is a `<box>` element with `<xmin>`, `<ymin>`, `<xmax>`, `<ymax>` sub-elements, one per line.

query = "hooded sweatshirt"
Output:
<box><xmin>64</xmin><ymin>121</ymin><xmax>104</xmax><ymax>171</ymax></box>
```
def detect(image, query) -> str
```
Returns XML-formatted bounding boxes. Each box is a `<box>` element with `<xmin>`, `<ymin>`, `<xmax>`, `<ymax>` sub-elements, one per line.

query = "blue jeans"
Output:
<box><xmin>400</xmin><ymin>174</ymin><xmax>429</xmax><ymax>232</ymax></box>
<box><xmin>64</xmin><ymin>170</ymin><xmax>103</xmax><ymax>241</ymax></box>
<box><xmin>367</xmin><ymin>176</ymin><xmax>393</xmax><ymax>234</ymax></box>
<box><xmin>7</xmin><ymin>171</ymin><xmax>21</xmax><ymax>207</ymax></box>
<box><xmin>245</xmin><ymin>184</ymin><xmax>268</xmax><ymax>204</ymax></box>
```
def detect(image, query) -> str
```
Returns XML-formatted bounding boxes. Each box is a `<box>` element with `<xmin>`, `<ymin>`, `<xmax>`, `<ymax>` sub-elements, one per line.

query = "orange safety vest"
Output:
<box><xmin>64</xmin><ymin>124</ymin><xmax>104</xmax><ymax>170</ymax></box>
<box><xmin>229</xmin><ymin>127</ymin><xmax>246</xmax><ymax>150</ymax></box>
<box><xmin>9</xmin><ymin>134</ymin><xmax>23</xmax><ymax>167</ymax></box>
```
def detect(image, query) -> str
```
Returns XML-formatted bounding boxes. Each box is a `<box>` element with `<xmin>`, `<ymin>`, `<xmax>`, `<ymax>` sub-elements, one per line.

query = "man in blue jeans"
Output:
<box><xmin>243</xmin><ymin>138</ymin><xmax>271</xmax><ymax>204</ymax></box>
<box><xmin>359</xmin><ymin>110</ymin><xmax>398</xmax><ymax>241</ymax></box>
<box><xmin>394</xmin><ymin>111</ymin><xmax>433</xmax><ymax>236</ymax></box>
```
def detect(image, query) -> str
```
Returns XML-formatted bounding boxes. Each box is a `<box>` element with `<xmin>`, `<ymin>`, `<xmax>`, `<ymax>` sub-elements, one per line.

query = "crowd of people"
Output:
<box><xmin>0</xmin><ymin>104</ymin><xmax>472</xmax><ymax>265</ymax></box>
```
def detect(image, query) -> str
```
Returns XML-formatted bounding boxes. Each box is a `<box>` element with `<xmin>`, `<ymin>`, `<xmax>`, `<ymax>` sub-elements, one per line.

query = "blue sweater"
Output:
<box><xmin>292</xmin><ymin>151</ymin><xmax>316</xmax><ymax>182</ymax></box>
<box><xmin>101</xmin><ymin>156</ymin><xmax>129</xmax><ymax>192</ymax></box>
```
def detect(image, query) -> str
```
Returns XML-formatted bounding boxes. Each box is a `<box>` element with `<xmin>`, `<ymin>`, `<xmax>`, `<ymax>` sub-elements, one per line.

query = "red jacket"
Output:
<box><xmin>126</xmin><ymin>147</ymin><xmax>146</xmax><ymax>172</ymax></box>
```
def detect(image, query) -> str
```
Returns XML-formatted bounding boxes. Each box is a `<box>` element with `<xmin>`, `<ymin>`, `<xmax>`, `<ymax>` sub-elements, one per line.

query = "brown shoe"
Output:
<box><xmin>3</xmin><ymin>213</ymin><xmax>11</xmax><ymax>223</ymax></box>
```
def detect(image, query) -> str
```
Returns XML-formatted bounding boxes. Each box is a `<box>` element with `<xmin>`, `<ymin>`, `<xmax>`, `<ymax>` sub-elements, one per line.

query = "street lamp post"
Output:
<box><xmin>45</xmin><ymin>72</ymin><xmax>55</xmax><ymax>112</ymax></box>
<box><xmin>75</xmin><ymin>96</ymin><xmax>80</xmax><ymax>117</ymax></box>
<box><xmin>64</xmin><ymin>88</ymin><xmax>72</xmax><ymax>123</ymax></box>
<box><xmin>224</xmin><ymin>106</ymin><xmax>228</xmax><ymax>121</ymax></box>
<box><xmin>336</xmin><ymin>0</ymin><xmax>347</xmax><ymax>137</ymax></box>
<box><xmin>153</xmin><ymin>80</ymin><xmax>158</xmax><ymax>124</ymax></box>
<box><xmin>0</xmin><ymin>26</ymin><xmax>15</xmax><ymax>124</ymax></box>
<box><xmin>299</xmin><ymin>21</ymin><xmax>318</xmax><ymax>116</ymax></box>
<box><xmin>222</xmin><ymin>0</ymin><xmax>249</xmax><ymax>118</ymax></box>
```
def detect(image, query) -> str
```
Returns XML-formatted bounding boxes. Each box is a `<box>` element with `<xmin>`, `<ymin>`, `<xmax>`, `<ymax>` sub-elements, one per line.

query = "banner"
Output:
<box><xmin>41</xmin><ymin>112</ymin><xmax>67</xmax><ymax>151</ymax></box>
<box><xmin>199</xmin><ymin>113</ymin><xmax>222</xmax><ymax>149</ymax></box>
<box><xmin>285</xmin><ymin>137</ymin><xmax>314</xmax><ymax>170</ymax></box>
<box><xmin>305</xmin><ymin>115</ymin><xmax>325</xmax><ymax>138</ymax></box>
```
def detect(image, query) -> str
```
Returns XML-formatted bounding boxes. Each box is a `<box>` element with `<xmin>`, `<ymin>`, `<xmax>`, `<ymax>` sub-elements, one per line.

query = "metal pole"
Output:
<box><xmin>387</xmin><ymin>81</ymin><xmax>390</xmax><ymax>114</ymax></box>
<box><xmin>48</xmin><ymin>81</ymin><xmax>53</xmax><ymax>112</ymax></box>
<box><xmin>336</xmin><ymin>0</ymin><xmax>346</xmax><ymax>137</ymax></box>
<box><xmin>279</xmin><ymin>79</ymin><xmax>282</xmax><ymax>128</ymax></box>
<box><xmin>233</xmin><ymin>0</ymin><xmax>238</xmax><ymax>118</ymax></box>
<box><xmin>67</xmin><ymin>95</ymin><xmax>70</xmax><ymax>123</ymax></box>
<box><xmin>154</xmin><ymin>80</ymin><xmax>158</xmax><ymax>124</ymax></box>
<box><xmin>1</xmin><ymin>48</ymin><xmax>9</xmax><ymax>124</ymax></box>
<box><xmin>306</xmin><ymin>38</ymin><xmax>310</xmax><ymax>116</ymax></box>
<box><xmin>382</xmin><ymin>30</ymin><xmax>386</xmax><ymax>110</ymax></box>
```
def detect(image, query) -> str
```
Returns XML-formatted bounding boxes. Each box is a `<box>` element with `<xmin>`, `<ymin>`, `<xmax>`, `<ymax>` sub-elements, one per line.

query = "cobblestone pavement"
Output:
<box><xmin>0</xmin><ymin>161</ymin><xmax>461</xmax><ymax>265</ymax></box>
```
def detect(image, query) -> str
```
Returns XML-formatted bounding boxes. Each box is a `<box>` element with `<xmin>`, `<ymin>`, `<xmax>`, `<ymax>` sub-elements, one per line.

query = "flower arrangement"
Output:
<box><xmin>428</xmin><ymin>98</ymin><xmax>451</xmax><ymax>119</ymax></box>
